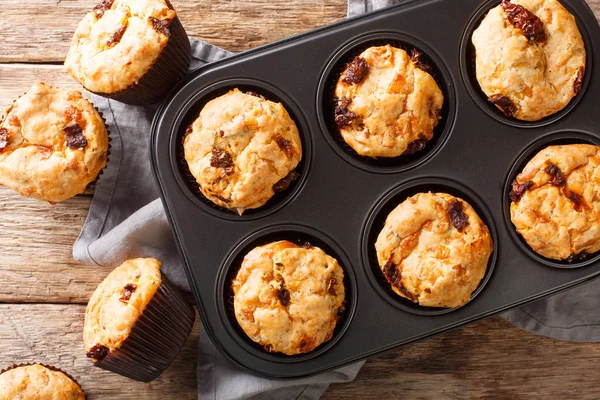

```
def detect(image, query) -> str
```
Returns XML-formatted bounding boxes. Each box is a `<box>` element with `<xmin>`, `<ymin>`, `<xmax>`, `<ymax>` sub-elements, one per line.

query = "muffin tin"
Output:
<box><xmin>150</xmin><ymin>0</ymin><xmax>600</xmax><ymax>378</ymax></box>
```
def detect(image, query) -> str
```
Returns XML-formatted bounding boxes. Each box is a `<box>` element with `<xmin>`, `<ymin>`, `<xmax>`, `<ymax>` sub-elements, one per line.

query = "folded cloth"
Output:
<box><xmin>73</xmin><ymin>2</ymin><xmax>600</xmax><ymax>399</ymax></box>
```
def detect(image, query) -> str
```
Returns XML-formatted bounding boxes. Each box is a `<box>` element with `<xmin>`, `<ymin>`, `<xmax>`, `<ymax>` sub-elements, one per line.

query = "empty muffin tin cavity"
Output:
<box><xmin>361</xmin><ymin>178</ymin><xmax>498</xmax><ymax>316</ymax></box>
<box><xmin>460</xmin><ymin>0</ymin><xmax>593</xmax><ymax>128</ymax></box>
<box><xmin>503</xmin><ymin>131</ymin><xmax>600</xmax><ymax>268</ymax></box>
<box><xmin>172</xmin><ymin>79</ymin><xmax>312</xmax><ymax>221</ymax></box>
<box><xmin>317</xmin><ymin>32</ymin><xmax>456</xmax><ymax>174</ymax></box>
<box><xmin>216</xmin><ymin>224</ymin><xmax>357</xmax><ymax>362</ymax></box>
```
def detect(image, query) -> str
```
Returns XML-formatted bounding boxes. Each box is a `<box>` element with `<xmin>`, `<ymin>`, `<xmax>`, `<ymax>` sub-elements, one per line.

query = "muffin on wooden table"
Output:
<box><xmin>0</xmin><ymin>82</ymin><xmax>108</xmax><ymax>204</ymax></box>
<box><xmin>375</xmin><ymin>192</ymin><xmax>493</xmax><ymax>308</ymax></box>
<box><xmin>65</xmin><ymin>0</ymin><xmax>191</xmax><ymax>105</ymax></box>
<box><xmin>184</xmin><ymin>89</ymin><xmax>302</xmax><ymax>215</ymax></box>
<box><xmin>472</xmin><ymin>0</ymin><xmax>586</xmax><ymax>121</ymax></box>
<box><xmin>510</xmin><ymin>144</ymin><xmax>600</xmax><ymax>261</ymax></box>
<box><xmin>334</xmin><ymin>44</ymin><xmax>444</xmax><ymax>158</ymax></box>
<box><xmin>232</xmin><ymin>241</ymin><xmax>345</xmax><ymax>355</ymax></box>
<box><xmin>84</xmin><ymin>258</ymin><xmax>195</xmax><ymax>382</ymax></box>
<box><xmin>0</xmin><ymin>364</ymin><xmax>86</xmax><ymax>399</ymax></box>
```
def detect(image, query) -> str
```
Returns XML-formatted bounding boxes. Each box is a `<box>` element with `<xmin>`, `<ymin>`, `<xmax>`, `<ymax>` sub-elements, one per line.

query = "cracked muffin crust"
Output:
<box><xmin>510</xmin><ymin>144</ymin><xmax>600</xmax><ymax>261</ymax></box>
<box><xmin>472</xmin><ymin>0</ymin><xmax>586</xmax><ymax>121</ymax></box>
<box><xmin>0</xmin><ymin>82</ymin><xmax>108</xmax><ymax>203</ymax></box>
<box><xmin>65</xmin><ymin>0</ymin><xmax>177</xmax><ymax>94</ymax></box>
<box><xmin>84</xmin><ymin>258</ymin><xmax>162</xmax><ymax>362</ymax></box>
<box><xmin>232</xmin><ymin>241</ymin><xmax>345</xmax><ymax>355</ymax></box>
<box><xmin>334</xmin><ymin>45</ymin><xmax>444</xmax><ymax>158</ymax></box>
<box><xmin>0</xmin><ymin>365</ymin><xmax>85</xmax><ymax>400</ymax></box>
<box><xmin>375</xmin><ymin>192</ymin><xmax>493</xmax><ymax>308</ymax></box>
<box><xmin>183</xmin><ymin>89</ymin><xmax>302</xmax><ymax>215</ymax></box>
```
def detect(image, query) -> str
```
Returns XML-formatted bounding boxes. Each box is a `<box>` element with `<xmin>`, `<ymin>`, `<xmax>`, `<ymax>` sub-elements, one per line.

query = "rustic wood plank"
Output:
<box><xmin>0</xmin><ymin>304</ymin><xmax>198</xmax><ymax>398</ymax></box>
<box><xmin>0</xmin><ymin>0</ymin><xmax>348</xmax><ymax>63</ymax></box>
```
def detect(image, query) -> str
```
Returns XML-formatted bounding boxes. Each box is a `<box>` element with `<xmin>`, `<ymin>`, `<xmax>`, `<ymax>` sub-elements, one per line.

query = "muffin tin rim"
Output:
<box><xmin>360</xmin><ymin>176</ymin><xmax>499</xmax><ymax>316</ymax></box>
<box><xmin>502</xmin><ymin>130</ymin><xmax>600</xmax><ymax>269</ymax></box>
<box><xmin>459</xmin><ymin>0</ymin><xmax>594</xmax><ymax>128</ymax></box>
<box><xmin>315</xmin><ymin>30</ymin><xmax>458</xmax><ymax>174</ymax></box>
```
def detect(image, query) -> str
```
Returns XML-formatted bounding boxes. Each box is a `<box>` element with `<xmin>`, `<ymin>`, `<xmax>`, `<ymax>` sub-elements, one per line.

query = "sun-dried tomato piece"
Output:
<box><xmin>566</xmin><ymin>190</ymin><xmax>586</xmax><ymax>212</ymax></box>
<box><xmin>64</xmin><ymin>123</ymin><xmax>88</xmax><ymax>150</ymax></box>
<box><xmin>574</xmin><ymin>66</ymin><xmax>585</xmax><ymax>95</ymax></box>
<box><xmin>273</xmin><ymin>170</ymin><xmax>299</xmax><ymax>193</ymax></box>
<box><xmin>334</xmin><ymin>97</ymin><xmax>359</xmax><ymax>128</ymax></box>
<box><xmin>405</xmin><ymin>138</ymin><xmax>428</xmax><ymax>155</ymax></box>
<box><xmin>566</xmin><ymin>251</ymin><xmax>589</xmax><ymax>264</ymax></box>
<box><xmin>424</xmin><ymin>288</ymin><xmax>432</xmax><ymax>294</ymax></box>
<box><xmin>210</xmin><ymin>148</ymin><xmax>234</xmax><ymax>174</ymax></box>
<box><xmin>501</xmin><ymin>0</ymin><xmax>547</xmax><ymax>43</ymax></box>
<box><xmin>274</xmin><ymin>134</ymin><xmax>294</xmax><ymax>158</ymax></box>
<box><xmin>448</xmin><ymin>200</ymin><xmax>469</xmax><ymax>232</ymax></box>
<box><xmin>410</xmin><ymin>49</ymin><xmax>432</xmax><ymax>74</ymax></box>
<box><xmin>264</xmin><ymin>344</ymin><xmax>275</xmax><ymax>352</ymax></box>
<box><xmin>0</xmin><ymin>128</ymin><xmax>8</xmax><ymax>151</ymax></box>
<box><xmin>93</xmin><ymin>0</ymin><xmax>114</xmax><ymax>19</ymax></box>
<box><xmin>107</xmin><ymin>24</ymin><xmax>127</xmax><ymax>47</ymax></box>
<box><xmin>343</xmin><ymin>56</ymin><xmax>369</xmax><ymax>84</ymax></box>
<box><xmin>509</xmin><ymin>180</ymin><xmax>534</xmax><ymax>203</ymax></box>
<box><xmin>149</xmin><ymin>17</ymin><xmax>172</xmax><ymax>36</ymax></box>
<box><xmin>119</xmin><ymin>283</ymin><xmax>137</xmax><ymax>303</ymax></box>
<box><xmin>489</xmin><ymin>94</ymin><xmax>518</xmax><ymax>117</ymax></box>
<box><xmin>545</xmin><ymin>162</ymin><xmax>566</xmax><ymax>186</ymax></box>
<box><xmin>276</xmin><ymin>283</ymin><xmax>290</xmax><ymax>306</ymax></box>
<box><xmin>246</xmin><ymin>91</ymin><xmax>265</xmax><ymax>100</ymax></box>
<box><xmin>302</xmin><ymin>242</ymin><xmax>313</xmax><ymax>249</ymax></box>
<box><xmin>214</xmin><ymin>194</ymin><xmax>231</xmax><ymax>204</ymax></box>
<box><xmin>383</xmin><ymin>257</ymin><xmax>401</xmax><ymax>287</ymax></box>
<box><xmin>86</xmin><ymin>344</ymin><xmax>109</xmax><ymax>361</ymax></box>
<box><xmin>327</xmin><ymin>278</ymin><xmax>338</xmax><ymax>296</ymax></box>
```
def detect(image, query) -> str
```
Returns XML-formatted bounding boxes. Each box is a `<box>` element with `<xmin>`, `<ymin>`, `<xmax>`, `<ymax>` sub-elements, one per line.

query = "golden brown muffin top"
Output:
<box><xmin>83</xmin><ymin>258</ymin><xmax>162</xmax><ymax>362</ymax></box>
<box><xmin>184</xmin><ymin>89</ymin><xmax>302</xmax><ymax>215</ymax></box>
<box><xmin>334</xmin><ymin>45</ymin><xmax>444</xmax><ymax>158</ymax></box>
<box><xmin>510</xmin><ymin>144</ymin><xmax>600</xmax><ymax>261</ymax></box>
<box><xmin>0</xmin><ymin>82</ymin><xmax>108</xmax><ymax>203</ymax></box>
<box><xmin>472</xmin><ymin>0</ymin><xmax>585</xmax><ymax>121</ymax></box>
<box><xmin>0</xmin><ymin>365</ymin><xmax>85</xmax><ymax>400</ymax></box>
<box><xmin>375</xmin><ymin>192</ymin><xmax>493</xmax><ymax>308</ymax></box>
<box><xmin>232</xmin><ymin>241</ymin><xmax>345</xmax><ymax>355</ymax></box>
<box><xmin>65</xmin><ymin>0</ymin><xmax>176</xmax><ymax>93</ymax></box>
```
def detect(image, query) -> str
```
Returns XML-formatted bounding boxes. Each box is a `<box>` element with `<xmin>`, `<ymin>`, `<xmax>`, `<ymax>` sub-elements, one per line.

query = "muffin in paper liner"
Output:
<box><xmin>0</xmin><ymin>82</ymin><xmax>110</xmax><ymax>204</ymax></box>
<box><xmin>0</xmin><ymin>363</ymin><xmax>86</xmax><ymax>399</ymax></box>
<box><xmin>84</xmin><ymin>258</ymin><xmax>195</xmax><ymax>382</ymax></box>
<box><xmin>66</xmin><ymin>0</ymin><xmax>192</xmax><ymax>106</ymax></box>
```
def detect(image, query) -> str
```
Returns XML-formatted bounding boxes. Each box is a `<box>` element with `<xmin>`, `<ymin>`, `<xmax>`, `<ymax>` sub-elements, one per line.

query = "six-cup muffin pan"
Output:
<box><xmin>150</xmin><ymin>0</ymin><xmax>600</xmax><ymax>378</ymax></box>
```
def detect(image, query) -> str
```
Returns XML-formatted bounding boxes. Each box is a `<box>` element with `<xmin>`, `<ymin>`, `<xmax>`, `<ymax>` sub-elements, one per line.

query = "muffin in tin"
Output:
<box><xmin>334</xmin><ymin>44</ymin><xmax>444</xmax><ymax>158</ymax></box>
<box><xmin>0</xmin><ymin>82</ymin><xmax>109</xmax><ymax>203</ymax></box>
<box><xmin>472</xmin><ymin>0</ymin><xmax>586</xmax><ymax>121</ymax></box>
<box><xmin>184</xmin><ymin>89</ymin><xmax>302</xmax><ymax>215</ymax></box>
<box><xmin>84</xmin><ymin>258</ymin><xmax>195</xmax><ymax>382</ymax></box>
<box><xmin>65</xmin><ymin>0</ymin><xmax>191</xmax><ymax>105</ymax></box>
<box><xmin>232</xmin><ymin>240</ymin><xmax>345</xmax><ymax>355</ymax></box>
<box><xmin>510</xmin><ymin>144</ymin><xmax>600</xmax><ymax>261</ymax></box>
<box><xmin>375</xmin><ymin>192</ymin><xmax>493</xmax><ymax>308</ymax></box>
<box><xmin>0</xmin><ymin>364</ymin><xmax>85</xmax><ymax>399</ymax></box>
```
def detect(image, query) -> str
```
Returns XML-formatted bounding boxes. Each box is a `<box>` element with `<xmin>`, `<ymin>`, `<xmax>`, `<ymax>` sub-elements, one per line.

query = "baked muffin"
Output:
<box><xmin>184</xmin><ymin>89</ymin><xmax>302</xmax><ymax>215</ymax></box>
<box><xmin>375</xmin><ymin>192</ymin><xmax>493</xmax><ymax>308</ymax></box>
<box><xmin>0</xmin><ymin>82</ymin><xmax>108</xmax><ymax>203</ymax></box>
<box><xmin>472</xmin><ymin>0</ymin><xmax>586</xmax><ymax>121</ymax></box>
<box><xmin>232</xmin><ymin>241</ymin><xmax>345</xmax><ymax>355</ymax></box>
<box><xmin>0</xmin><ymin>364</ymin><xmax>85</xmax><ymax>399</ymax></box>
<box><xmin>334</xmin><ymin>45</ymin><xmax>444</xmax><ymax>158</ymax></box>
<box><xmin>84</xmin><ymin>258</ymin><xmax>195</xmax><ymax>382</ymax></box>
<box><xmin>510</xmin><ymin>144</ymin><xmax>600</xmax><ymax>261</ymax></box>
<box><xmin>65</xmin><ymin>0</ymin><xmax>191</xmax><ymax>105</ymax></box>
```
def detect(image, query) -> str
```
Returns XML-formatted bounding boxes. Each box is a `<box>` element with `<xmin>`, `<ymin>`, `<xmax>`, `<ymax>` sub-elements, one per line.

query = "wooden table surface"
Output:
<box><xmin>1</xmin><ymin>0</ymin><xmax>600</xmax><ymax>398</ymax></box>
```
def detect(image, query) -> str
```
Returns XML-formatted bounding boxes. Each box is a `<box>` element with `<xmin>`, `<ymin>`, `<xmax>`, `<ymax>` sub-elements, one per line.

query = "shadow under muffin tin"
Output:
<box><xmin>151</xmin><ymin>0</ymin><xmax>600</xmax><ymax>379</ymax></box>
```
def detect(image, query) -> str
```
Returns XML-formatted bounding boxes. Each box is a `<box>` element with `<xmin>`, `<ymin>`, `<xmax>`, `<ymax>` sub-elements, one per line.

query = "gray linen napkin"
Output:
<box><xmin>74</xmin><ymin>2</ymin><xmax>600</xmax><ymax>399</ymax></box>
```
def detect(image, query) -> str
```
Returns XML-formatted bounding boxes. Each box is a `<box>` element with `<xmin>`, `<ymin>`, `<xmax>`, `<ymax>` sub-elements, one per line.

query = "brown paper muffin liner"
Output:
<box><xmin>0</xmin><ymin>363</ymin><xmax>86</xmax><ymax>398</ymax></box>
<box><xmin>92</xmin><ymin>273</ymin><xmax>196</xmax><ymax>382</ymax></box>
<box><xmin>91</xmin><ymin>9</ymin><xmax>192</xmax><ymax>106</ymax></box>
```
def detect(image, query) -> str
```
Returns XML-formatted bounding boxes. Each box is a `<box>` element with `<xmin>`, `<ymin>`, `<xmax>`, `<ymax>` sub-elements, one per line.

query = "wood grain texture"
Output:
<box><xmin>0</xmin><ymin>0</ymin><xmax>348</xmax><ymax>63</ymax></box>
<box><xmin>0</xmin><ymin>304</ymin><xmax>198</xmax><ymax>398</ymax></box>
